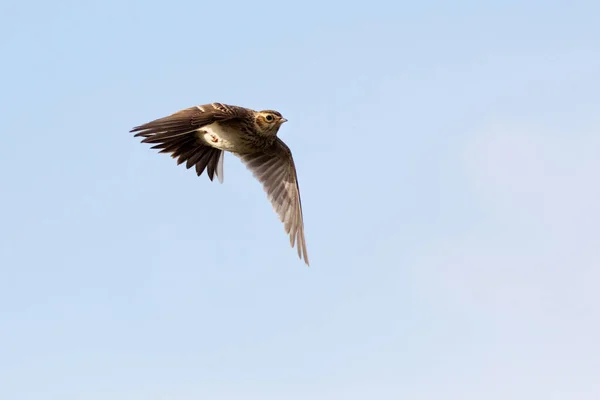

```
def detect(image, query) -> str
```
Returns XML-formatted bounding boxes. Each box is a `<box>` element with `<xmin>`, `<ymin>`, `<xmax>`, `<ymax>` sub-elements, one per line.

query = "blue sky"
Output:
<box><xmin>1</xmin><ymin>1</ymin><xmax>599</xmax><ymax>399</ymax></box>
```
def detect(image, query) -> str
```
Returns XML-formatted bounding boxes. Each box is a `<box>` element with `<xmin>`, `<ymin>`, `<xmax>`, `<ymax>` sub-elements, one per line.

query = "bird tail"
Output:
<box><xmin>131</xmin><ymin>127</ymin><xmax>225</xmax><ymax>183</ymax></box>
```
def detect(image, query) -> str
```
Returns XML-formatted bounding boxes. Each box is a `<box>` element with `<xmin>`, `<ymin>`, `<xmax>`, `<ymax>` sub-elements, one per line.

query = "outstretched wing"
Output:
<box><xmin>130</xmin><ymin>102</ymin><xmax>250</xmax><ymax>139</ymax></box>
<box><xmin>237</xmin><ymin>138</ymin><xmax>309</xmax><ymax>265</ymax></box>
<box><xmin>129</xmin><ymin>103</ymin><xmax>251</xmax><ymax>182</ymax></box>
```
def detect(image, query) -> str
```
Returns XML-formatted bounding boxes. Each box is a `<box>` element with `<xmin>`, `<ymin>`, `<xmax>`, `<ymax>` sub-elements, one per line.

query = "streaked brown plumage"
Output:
<box><xmin>129</xmin><ymin>102</ymin><xmax>309</xmax><ymax>265</ymax></box>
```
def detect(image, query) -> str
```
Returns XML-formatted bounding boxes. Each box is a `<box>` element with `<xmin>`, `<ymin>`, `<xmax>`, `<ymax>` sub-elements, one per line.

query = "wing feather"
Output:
<box><xmin>237</xmin><ymin>138</ymin><xmax>309</xmax><ymax>265</ymax></box>
<box><xmin>130</xmin><ymin>102</ymin><xmax>249</xmax><ymax>139</ymax></box>
<box><xmin>129</xmin><ymin>103</ymin><xmax>249</xmax><ymax>183</ymax></box>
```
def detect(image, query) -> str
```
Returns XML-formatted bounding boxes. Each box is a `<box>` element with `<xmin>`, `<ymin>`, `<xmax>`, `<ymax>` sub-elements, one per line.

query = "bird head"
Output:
<box><xmin>255</xmin><ymin>110</ymin><xmax>287</xmax><ymax>135</ymax></box>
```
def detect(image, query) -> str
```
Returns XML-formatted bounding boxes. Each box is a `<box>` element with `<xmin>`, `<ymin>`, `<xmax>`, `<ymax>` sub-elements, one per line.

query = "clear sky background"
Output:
<box><xmin>1</xmin><ymin>1</ymin><xmax>599</xmax><ymax>399</ymax></box>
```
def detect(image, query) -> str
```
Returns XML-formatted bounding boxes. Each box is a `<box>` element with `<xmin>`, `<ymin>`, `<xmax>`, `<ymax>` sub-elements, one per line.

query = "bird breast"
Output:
<box><xmin>197</xmin><ymin>122</ymin><xmax>251</xmax><ymax>152</ymax></box>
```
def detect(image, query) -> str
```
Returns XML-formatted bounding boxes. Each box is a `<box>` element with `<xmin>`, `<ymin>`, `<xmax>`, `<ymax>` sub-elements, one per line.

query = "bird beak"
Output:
<box><xmin>280</xmin><ymin>118</ymin><xmax>288</xmax><ymax>123</ymax></box>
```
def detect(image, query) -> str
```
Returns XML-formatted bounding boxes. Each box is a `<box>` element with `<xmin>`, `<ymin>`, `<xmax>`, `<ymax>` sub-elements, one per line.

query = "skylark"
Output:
<box><xmin>129</xmin><ymin>102</ymin><xmax>309</xmax><ymax>265</ymax></box>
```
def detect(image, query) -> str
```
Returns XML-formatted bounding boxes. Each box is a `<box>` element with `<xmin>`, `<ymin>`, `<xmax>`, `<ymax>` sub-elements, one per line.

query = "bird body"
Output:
<box><xmin>130</xmin><ymin>102</ymin><xmax>309</xmax><ymax>265</ymax></box>
<box><xmin>198</xmin><ymin>119</ymin><xmax>274</xmax><ymax>153</ymax></box>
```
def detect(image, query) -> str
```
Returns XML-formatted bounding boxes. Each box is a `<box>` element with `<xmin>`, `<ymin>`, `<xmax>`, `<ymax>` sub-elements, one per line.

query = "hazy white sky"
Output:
<box><xmin>1</xmin><ymin>1</ymin><xmax>598</xmax><ymax>399</ymax></box>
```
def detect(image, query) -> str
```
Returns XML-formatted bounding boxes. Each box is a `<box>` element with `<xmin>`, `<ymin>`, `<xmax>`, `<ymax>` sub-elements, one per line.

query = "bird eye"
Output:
<box><xmin>265</xmin><ymin>114</ymin><xmax>273</xmax><ymax>122</ymax></box>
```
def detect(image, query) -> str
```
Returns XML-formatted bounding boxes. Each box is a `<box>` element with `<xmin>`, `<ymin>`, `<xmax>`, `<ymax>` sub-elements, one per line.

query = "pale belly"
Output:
<box><xmin>196</xmin><ymin>122</ymin><xmax>248</xmax><ymax>152</ymax></box>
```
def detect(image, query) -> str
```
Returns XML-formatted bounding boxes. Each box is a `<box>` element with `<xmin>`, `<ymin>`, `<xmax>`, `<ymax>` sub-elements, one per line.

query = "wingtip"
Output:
<box><xmin>130</xmin><ymin>125</ymin><xmax>144</xmax><ymax>134</ymax></box>
<box><xmin>302</xmin><ymin>250</ymin><xmax>310</xmax><ymax>267</ymax></box>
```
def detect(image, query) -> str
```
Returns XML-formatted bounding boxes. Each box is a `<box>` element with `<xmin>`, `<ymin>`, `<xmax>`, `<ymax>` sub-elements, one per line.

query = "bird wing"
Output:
<box><xmin>130</xmin><ymin>102</ymin><xmax>250</xmax><ymax>139</ymax></box>
<box><xmin>237</xmin><ymin>138</ymin><xmax>309</xmax><ymax>265</ymax></box>
<box><xmin>129</xmin><ymin>103</ymin><xmax>251</xmax><ymax>183</ymax></box>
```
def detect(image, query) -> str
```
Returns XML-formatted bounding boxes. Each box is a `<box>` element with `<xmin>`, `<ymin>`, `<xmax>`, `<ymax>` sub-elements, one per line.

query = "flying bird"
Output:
<box><xmin>129</xmin><ymin>102</ymin><xmax>309</xmax><ymax>265</ymax></box>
